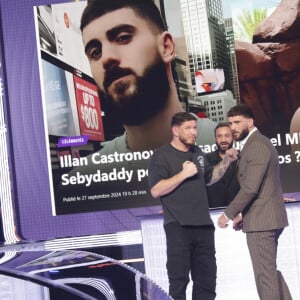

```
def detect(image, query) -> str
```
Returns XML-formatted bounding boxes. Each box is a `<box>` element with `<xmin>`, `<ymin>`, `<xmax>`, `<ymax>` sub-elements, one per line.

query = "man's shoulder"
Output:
<box><xmin>249</xmin><ymin>131</ymin><xmax>274</xmax><ymax>149</ymax></box>
<box><xmin>251</xmin><ymin>130</ymin><xmax>268</xmax><ymax>141</ymax></box>
<box><xmin>149</xmin><ymin>144</ymin><xmax>172</xmax><ymax>165</ymax></box>
<box><xmin>153</xmin><ymin>144</ymin><xmax>171</xmax><ymax>154</ymax></box>
<box><xmin>244</xmin><ymin>131</ymin><xmax>278</xmax><ymax>161</ymax></box>
<box><xmin>99</xmin><ymin>133</ymin><xmax>127</xmax><ymax>155</ymax></box>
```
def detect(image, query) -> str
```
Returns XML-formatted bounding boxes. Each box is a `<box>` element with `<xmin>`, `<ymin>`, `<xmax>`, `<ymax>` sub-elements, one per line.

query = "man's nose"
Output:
<box><xmin>102</xmin><ymin>45</ymin><xmax>120</xmax><ymax>69</ymax></box>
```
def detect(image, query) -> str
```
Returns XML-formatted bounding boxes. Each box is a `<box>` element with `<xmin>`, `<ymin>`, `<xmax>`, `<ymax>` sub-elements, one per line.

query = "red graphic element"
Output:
<box><xmin>74</xmin><ymin>75</ymin><xmax>105</xmax><ymax>141</ymax></box>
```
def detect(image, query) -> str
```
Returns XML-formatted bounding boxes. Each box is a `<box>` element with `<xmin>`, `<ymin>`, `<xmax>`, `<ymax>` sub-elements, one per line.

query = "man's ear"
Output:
<box><xmin>172</xmin><ymin>125</ymin><xmax>178</xmax><ymax>137</ymax></box>
<box><xmin>158</xmin><ymin>32</ymin><xmax>175</xmax><ymax>63</ymax></box>
<box><xmin>248</xmin><ymin>118</ymin><xmax>254</xmax><ymax>128</ymax></box>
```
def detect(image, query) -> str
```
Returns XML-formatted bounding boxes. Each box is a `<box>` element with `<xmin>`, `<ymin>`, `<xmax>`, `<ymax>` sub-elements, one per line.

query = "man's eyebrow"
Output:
<box><xmin>84</xmin><ymin>24</ymin><xmax>136</xmax><ymax>55</ymax></box>
<box><xmin>106</xmin><ymin>24</ymin><xmax>136</xmax><ymax>40</ymax></box>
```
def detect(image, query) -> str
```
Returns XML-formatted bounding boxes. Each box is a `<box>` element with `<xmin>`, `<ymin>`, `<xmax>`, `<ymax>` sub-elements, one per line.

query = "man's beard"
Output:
<box><xmin>101</xmin><ymin>58</ymin><xmax>169</xmax><ymax>126</ymax></box>
<box><xmin>234</xmin><ymin>128</ymin><xmax>249</xmax><ymax>141</ymax></box>
<box><xmin>179</xmin><ymin>136</ymin><xmax>196</xmax><ymax>147</ymax></box>
<box><xmin>217</xmin><ymin>141</ymin><xmax>233</xmax><ymax>154</ymax></box>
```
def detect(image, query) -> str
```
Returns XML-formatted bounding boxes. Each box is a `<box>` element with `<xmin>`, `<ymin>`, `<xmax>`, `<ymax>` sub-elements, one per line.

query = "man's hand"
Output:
<box><xmin>218</xmin><ymin>213</ymin><xmax>229</xmax><ymax>228</ymax></box>
<box><xmin>150</xmin><ymin>160</ymin><xmax>198</xmax><ymax>198</ymax></box>
<box><xmin>233</xmin><ymin>214</ymin><xmax>243</xmax><ymax>231</ymax></box>
<box><xmin>225</xmin><ymin>148</ymin><xmax>239</xmax><ymax>162</ymax></box>
<box><xmin>182</xmin><ymin>161</ymin><xmax>198</xmax><ymax>178</ymax></box>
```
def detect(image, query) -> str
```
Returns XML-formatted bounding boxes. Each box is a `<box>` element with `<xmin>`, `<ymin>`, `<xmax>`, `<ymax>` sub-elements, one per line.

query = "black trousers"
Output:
<box><xmin>164</xmin><ymin>222</ymin><xmax>216</xmax><ymax>300</ymax></box>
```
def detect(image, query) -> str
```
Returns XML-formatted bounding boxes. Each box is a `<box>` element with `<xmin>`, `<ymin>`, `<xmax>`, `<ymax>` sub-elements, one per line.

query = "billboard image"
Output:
<box><xmin>195</xmin><ymin>69</ymin><xmax>225</xmax><ymax>93</ymax></box>
<box><xmin>34</xmin><ymin>1</ymin><xmax>218</xmax><ymax>216</ymax></box>
<box><xmin>35</xmin><ymin>3</ymin><xmax>160</xmax><ymax>215</ymax></box>
<box><xmin>225</xmin><ymin>0</ymin><xmax>300</xmax><ymax>202</ymax></box>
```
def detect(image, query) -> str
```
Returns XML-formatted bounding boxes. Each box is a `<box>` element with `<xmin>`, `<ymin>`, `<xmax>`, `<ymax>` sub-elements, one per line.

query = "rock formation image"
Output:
<box><xmin>235</xmin><ymin>0</ymin><xmax>300</xmax><ymax>137</ymax></box>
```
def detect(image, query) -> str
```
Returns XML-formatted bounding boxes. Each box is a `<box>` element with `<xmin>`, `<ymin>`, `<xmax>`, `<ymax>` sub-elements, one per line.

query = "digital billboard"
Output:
<box><xmin>0</xmin><ymin>0</ymin><xmax>299</xmax><ymax>243</ymax></box>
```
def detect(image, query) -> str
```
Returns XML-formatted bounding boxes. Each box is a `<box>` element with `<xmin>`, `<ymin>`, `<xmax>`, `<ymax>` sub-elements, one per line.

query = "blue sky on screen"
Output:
<box><xmin>223</xmin><ymin>0</ymin><xmax>280</xmax><ymax>18</ymax></box>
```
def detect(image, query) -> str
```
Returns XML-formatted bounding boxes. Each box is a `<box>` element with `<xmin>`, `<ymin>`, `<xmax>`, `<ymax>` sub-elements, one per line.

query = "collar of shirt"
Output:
<box><xmin>239</xmin><ymin>127</ymin><xmax>257</xmax><ymax>150</ymax></box>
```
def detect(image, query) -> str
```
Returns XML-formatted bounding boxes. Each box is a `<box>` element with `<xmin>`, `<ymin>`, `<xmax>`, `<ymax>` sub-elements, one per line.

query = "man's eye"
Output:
<box><xmin>88</xmin><ymin>47</ymin><xmax>101</xmax><ymax>60</ymax></box>
<box><xmin>85</xmin><ymin>40</ymin><xmax>102</xmax><ymax>60</ymax></box>
<box><xmin>116</xmin><ymin>34</ymin><xmax>132</xmax><ymax>43</ymax></box>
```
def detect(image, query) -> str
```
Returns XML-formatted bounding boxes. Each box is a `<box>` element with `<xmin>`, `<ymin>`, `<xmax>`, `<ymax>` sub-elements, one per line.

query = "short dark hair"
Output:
<box><xmin>214</xmin><ymin>122</ymin><xmax>230</xmax><ymax>135</ymax></box>
<box><xmin>227</xmin><ymin>104</ymin><xmax>255</xmax><ymax>119</ymax></box>
<box><xmin>171</xmin><ymin>112</ymin><xmax>197</xmax><ymax>127</ymax></box>
<box><xmin>80</xmin><ymin>0</ymin><xmax>167</xmax><ymax>32</ymax></box>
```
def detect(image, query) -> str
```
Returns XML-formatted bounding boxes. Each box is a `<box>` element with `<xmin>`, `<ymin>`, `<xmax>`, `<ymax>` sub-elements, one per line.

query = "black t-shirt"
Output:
<box><xmin>206</xmin><ymin>150</ymin><xmax>240</xmax><ymax>208</ymax></box>
<box><xmin>148</xmin><ymin>144</ymin><xmax>213</xmax><ymax>226</ymax></box>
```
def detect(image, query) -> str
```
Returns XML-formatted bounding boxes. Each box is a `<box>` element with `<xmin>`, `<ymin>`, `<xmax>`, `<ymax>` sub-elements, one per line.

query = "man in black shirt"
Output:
<box><xmin>148</xmin><ymin>112</ymin><xmax>238</xmax><ymax>300</ymax></box>
<box><xmin>206</xmin><ymin>122</ymin><xmax>239</xmax><ymax>208</ymax></box>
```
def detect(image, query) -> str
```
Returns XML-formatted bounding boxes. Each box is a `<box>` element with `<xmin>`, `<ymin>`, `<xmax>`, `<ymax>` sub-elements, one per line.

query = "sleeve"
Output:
<box><xmin>148</xmin><ymin>150</ymin><xmax>169</xmax><ymax>189</ymax></box>
<box><xmin>203</xmin><ymin>153</ymin><xmax>213</xmax><ymax>183</ymax></box>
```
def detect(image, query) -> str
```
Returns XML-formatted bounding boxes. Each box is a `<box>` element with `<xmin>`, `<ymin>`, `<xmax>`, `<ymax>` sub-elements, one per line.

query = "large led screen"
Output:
<box><xmin>0</xmin><ymin>0</ymin><xmax>299</xmax><ymax>241</ymax></box>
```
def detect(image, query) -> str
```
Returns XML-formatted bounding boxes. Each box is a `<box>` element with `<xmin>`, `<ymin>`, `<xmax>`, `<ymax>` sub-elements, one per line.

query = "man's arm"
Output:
<box><xmin>206</xmin><ymin>148</ymin><xmax>238</xmax><ymax>186</ymax></box>
<box><xmin>150</xmin><ymin>161</ymin><xmax>197</xmax><ymax>198</ymax></box>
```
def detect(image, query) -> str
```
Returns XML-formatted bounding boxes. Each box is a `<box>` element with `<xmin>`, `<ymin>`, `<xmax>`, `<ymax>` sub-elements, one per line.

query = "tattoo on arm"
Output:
<box><xmin>208</xmin><ymin>156</ymin><xmax>231</xmax><ymax>185</ymax></box>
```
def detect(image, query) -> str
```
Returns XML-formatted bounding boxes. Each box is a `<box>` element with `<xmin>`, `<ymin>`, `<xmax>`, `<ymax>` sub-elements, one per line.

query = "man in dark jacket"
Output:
<box><xmin>206</xmin><ymin>122</ymin><xmax>239</xmax><ymax>208</ymax></box>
